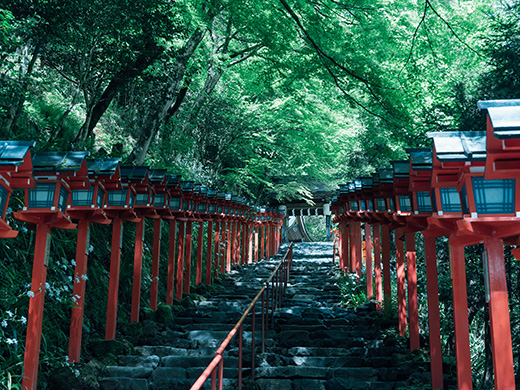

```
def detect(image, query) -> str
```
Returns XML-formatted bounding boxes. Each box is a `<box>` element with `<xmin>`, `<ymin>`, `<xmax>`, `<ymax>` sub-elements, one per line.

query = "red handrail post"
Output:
<box><xmin>251</xmin><ymin>302</ymin><xmax>256</xmax><ymax>380</ymax></box>
<box><xmin>106</xmin><ymin>217</ymin><xmax>123</xmax><ymax>340</ymax></box>
<box><xmin>226</xmin><ymin>221</ymin><xmax>232</xmax><ymax>271</ymax></box>
<box><xmin>167</xmin><ymin>219</ymin><xmax>177</xmax><ymax>305</ymax></box>
<box><xmin>131</xmin><ymin>218</ymin><xmax>145</xmax><ymax>323</ymax></box>
<box><xmin>238</xmin><ymin>324</ymin><xmax>243</xmax><ymax>390</ymax></box>
<box><xmin>406</xmin><ymin>231</ymin><xmax>419</xmax><ymax>350</ymax></box>
<box><xmin>184</xmin><ymin>220</ymin><xmax>193</xmax><ymax>294</ymax></box>
<box><xmin>382</xmin><ymin>225</ymin><xmax>391</xmax><ymax>311</ymax></box>
<box><xmin>206</xmin><ymin>220</ymin><xmax>213</xmax><ymax>285</ymax></box>
<box><xmin>373</xmin><ymin>223</ymin><xmax>382</xmax><ymax>309</ymax></box>
<box><xmin>231</xmin><ymin>221</ymin><xmax>237</xmax><ymax>265</ymax></box>
<box><xmin>395</xmin><ymin>228</ymin><xmax>407</xmax><ymax>336</ymax></box>
<box><xmin>176</xmin><ymin>220</ymin><xmax>186</xmax><ymax>299</ymax></box>
<box><xmin>365</xmin><ymin>223</ymin><xmax>373</xmax><ymax>299</ymax></box>
<box><xmin>196</xmin><ymin>221</ymin><xmax>204</xmax><ymax>285</ymax></box>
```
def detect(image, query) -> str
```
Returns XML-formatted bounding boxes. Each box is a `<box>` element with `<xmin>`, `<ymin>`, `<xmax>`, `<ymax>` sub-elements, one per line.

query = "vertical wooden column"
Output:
<box><xmin>206</xmin><ymin>220</ymin><xmax>213</xmax><ymax>284</ymax></box>
<box><xmin>226</xmin><ymin>221</ymin><xmax>232</xmax><ymax>271</ymax></box>
<box><xmin>166</xmin><ymin>219</ymin><xmax>176</xmax><ymax>305</ymax></box>
<box><xmin>106</xmin><ymin>218</ymin><xmax>123</xmax><ymax>339</ymax></box>
<box><xmin>350</xmin><ymin>222</ymin><xmax>356</xmax><ymax>273</ymax></box>
<box><xmin>424</xmin><ymin>235</ymin><xmax>444</xmax><ymax>389</ymax></box>
<box><xmin>254</xmin><ymin>226</ymin><xmax>259</xmax><ymax>262</ymax></box>
<box><xmin>248</xmin><ymin>224</ymin><xmax>253</xmax><ymax>264</ymax></box>
<box><xmin>220</xmin><ymin>221</ymin><xmax>226</xmax><ymax>273</ymax></box>
<box><xmin>365</xmin><ymin>223</ymin><xmax>373</xmax><ymax>298</ymax></box>
<box><xmin>231</xmin><ymin>221</ymin><xmax>237</xmax><ymax>265</ymax></box>
<box><xmin>175</xmin><ymin>220</ymin><xmax>186</xmax><ymax>299</ymax></box>
<box><xmin>405</xmin><ymin>231</ymin><xmax>419</xmax><ymax>350</ymax></box>
<box><xmin>450</xmin><ymin>244</ymin><xmax>473</xmax><ymax>390</ymax></box>
<box><xmin>184</xmin><ymin>220</ymin><xmax>193</xmax><ymax>294</ymax></box>
<box><xmin>373</xmin><ymin>223</ymin><xmax>382</xmax><ymax>308</ymax></box>
<box><xmin>213</xmin><ymin>221</ymin><xmax>220</xmax><ymax>277</ymax></box>
<box><xmin>355</xmin><ymin>222</ymin><xmax>363</xmax><ymax>276</ymax></box>
<box><xmin>196</xmin><ymin>221</ymin><xmax>204</xmax><ymax>285</ymax></box>
<box><xmin>69</xmin><ymin>220</ymin><xmax>91</xmax><ymax>363</ymax></box>
<box><xmin>261</xmin><ymin>225</ymin><xmax>265</xmax><ymax>260</ymax></box>
<box><xmin>150</xmin><ymin>219</ymin><xmax>161</xmax><ymax>311</ymax></box>
<box><xmin>22</xmin><ymin>223</ymin><xmax>52</xmax><ymax>390</ymax></box>
<box><xmin>338</xmin><ymin>223</ymin><xmax>344</xmax><ymax>269</ymax></box>
<box><xmin>395</xmin><ymin>228</ymin><xmax>407</xmax><ymax>336</ymax></box>
<box><xmin>382</xmin><ymin>225</ymin><xmax>391</xmax><ymax>309</ymax></box>
<box><xmin>484</xmin><ymin>237</ymin><xmax>515</xmax><ymax>390</ymax></box>
<box><xmin>237</xmin><ymin>222</ymin><xmax>243</xmax><ymax>264</ymax></box>
<box><xmin>345</xmin><ymin>222</ymin><xmax>351</xmax><ymax>271</ymax></box>
<box><xmin>131</xmin><ymin>218</ymin><xmax>145</xmax><ymax>323</ymax></box>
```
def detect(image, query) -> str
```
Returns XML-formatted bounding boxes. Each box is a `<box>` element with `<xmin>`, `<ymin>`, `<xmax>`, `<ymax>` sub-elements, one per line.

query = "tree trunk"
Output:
<box><xmin>126</xmin><ymin>28</ymin><xmax>205</xmax><ymax>165</ymax></box>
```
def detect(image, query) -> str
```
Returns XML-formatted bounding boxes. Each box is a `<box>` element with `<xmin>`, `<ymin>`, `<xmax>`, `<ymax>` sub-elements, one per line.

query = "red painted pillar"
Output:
<box><xmin>220</xmin><ymin>221</ymin><xmax>226</xmax><ymax>273</ymax></box>
<box><xmin>382</xmin><ymin>225</ymin><xmax>391</xmax><ymax>310</ymax></box>
<box><xmin>21</xmin><ymin>223</ymin><xmax>51</xmax><ymax>390</ymax></box>
<box><xmin>484</xmin><ymin>237</ymin><xmax>515</xmax><ymax>390</ymax></box>
<box><xmin>395</xmin><ymin>228</ymin><xmax>407</xmax><ymax>336</ymax></box>
<box><xmin>345</xmin><ymin>222</ymin><xmax>351</xmax><ymax>271</ymax></box>
<box><xmin>261</xmin><ymin>225</ymin><xmax>265</xmax><ymax>260</ymax></box>
<box><xmin>424</xmin><ymin>235</ymin><xmax>444</xmax><ymax>389</ymax></box>
<box><xmin>69</xmin><ymin>219</ymin><xmax>91</xmax><ymax>363</ymax></box>
<box><xmin>196</xmin><ymin>221</ymin><xmax>204</xmax><ymax>285</ymax></box>
<box><xmin>248</xmin><ymin>224</ymin><xmax>253</xmax><ymax>264</ymax></box>
<box><xmin>231</xmin><ymin>221</ymin><xmax>237</xmax><ymax>265</ymax></box>
<box><xmin>373</xmin><ymin>224</ymin><xmax>382</xmax><ymax>308</ymax></box>
<box><xmin>166</xmin><ymin>219</ymin><xmax>176</xmax><ymax>305</ymax></box>
<box><xmin>254</xmin><ymin>226</ymin><xmax>259</xmax><ymax>262</ymax></box>
<box><xmin>237</xmin><ymin>222</ymin><xmax>243</xmax><ymax>264</ymax></box>
<box><xmin>150</xmin><ymin>219</ymin><xmax>161</xmax><ymax>311</ymax></box>
<box><xmin>406</xmin><ymin>232</ymin><xmax>419</xmax><ymax>350</ymax></box>
<box><xmin>338</xmin><ymin>223</ymin><xmax>344</xmax><ymax>269</ymax></box>
<box><xmin>213</xmin><ymin>221</ymin><xmax>220</xmax><ymax>277</ymax></box>
<box><xmin>175</xmin><ymin>220</ymin><xmax>186</xmax><ymax>299</ymax></box>
<box><xmin>184</xmin><ymin>220</ymin><xmax>193</xmax><ymax>294</ymax></box>
<box><xmin>131</xmin><ymin>218</ymin><xmax>145</xmax><ymax>323</ymax></box>
<box><xmin>206</xmin><ymin>220</ymin><xmax>213</xmax><ymax>285</ymax></box>
<box><xmin>106</xmin><ymin>218</ymin><xmax>123</xmax><ymax>340</ymax></box>
<box><xmin>365</xmin><ymin>223</ymin><xmax>373</xmax><ymax>298</ymax></box>
<box><xmin>450</xmin><ymin>244</ymin><xmax>473</xmax><ymax>390</ymax></box>
<box><xmin>350</xmin><ymin>222</ymin><xmax>356</xmax><ymax>273</ymax></box>
<box><xmin>226</xmin><ymin>221</ymin><xmax>232</xmax><ymax>271</ymax></box>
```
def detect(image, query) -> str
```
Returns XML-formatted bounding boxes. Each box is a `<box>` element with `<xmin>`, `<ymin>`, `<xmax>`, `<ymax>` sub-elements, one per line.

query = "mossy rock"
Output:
<box><xmin>140</xmin><ymin>307</ymin><xmax>156</xmax><ymax>321</ymax></box>
<box><xmin>179</xmin><ymin>296</ymin><xmax>196</xmax><ymax>309</ymax></box>
<box><xmin>171</xmin><ymin>304</ymin><xmax>186</xmax><ymax>313</ymax></box>
<box><xmin>119</xmin><ymin>322</ymin><xmax>144</xmax><ymax>340</ymax></box>
<box><xmin>89</xmin><ymin>339</ymin><xmax>132</xmax><ymax>358</ymax></box>
<box><xmin>155</xmin><ymin>304</ymin><xmax>173</xmax><ymax>324</ymax></box>
<box><xmin>46</xmin><ymin>363</ymin><xmax>101</xmax><ymax>390</ymax></box>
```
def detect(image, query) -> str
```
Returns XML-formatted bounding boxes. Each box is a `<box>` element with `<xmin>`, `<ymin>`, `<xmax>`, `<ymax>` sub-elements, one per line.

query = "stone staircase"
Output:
<box><xmin>98</xmin><ymin>242</ymin><xmax>437</xmax><ymax>390</ymax></box>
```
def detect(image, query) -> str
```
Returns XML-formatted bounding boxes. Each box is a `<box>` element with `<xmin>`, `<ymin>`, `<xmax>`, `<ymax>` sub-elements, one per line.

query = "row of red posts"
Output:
<box><xmin>0</xmin><ymin>148</ymin><xmax>284</xmax><ymax>390</ymax></box>
<box><xmin>330</xmin><ymin>99</ymin><xmax>520</xmax><ymax>390</ymax></box>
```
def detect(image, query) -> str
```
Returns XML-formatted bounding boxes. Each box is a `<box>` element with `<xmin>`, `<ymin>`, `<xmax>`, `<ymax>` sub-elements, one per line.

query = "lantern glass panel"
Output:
<box><xmin>169</xmin><ymin>196</ymin><xmax>181</xmax><ymax>210</ymax></box>
<box><xmin>58</xmin><ymin>186</ymin><xmax>68</xmax><ymax>212</ymax></box>
<box><xmin>399</xmin><ymin>196</ymin><xmax>412</xmax><ymax>212</ymax></box>
<box><xmin>107</xmin><ymin>190</ymin><xmax>127</xmax><ymax>207</ymax></box>
<box><xmin>350</xmin><ymin>201</ymin><xmax>359</xmax><ymax>211</ymax></box>
<box><xmin>224</xmin><ymin>206</ymin><xmax>229</xmax><ymax>214</ymax></box>
<box><xmin>471</xmin><ymin>177</ymin><xmax>515</xmax><ymax>214</ymax></box>
<box><xmin>135</xmin><ymin>193</ymin><xmax>149</xmax><ymax>205</ymax></box>
<box><xmin>368</xmin><ymin>199</ymin><xmax>374</xmax><ymax>211</ymax></box>
<box><xmin>198</xmin><ymin>203</ymin><xmax>207</xmax><ymax>213</ymax></box>
<box><xmin>97</xmin><ymin>188</ymin><xmax>105</xmax><ymax>208</ymax></box>
<box><xmin>376</xmin><ymin>198</ymin><xmax>386</xmax><ymax>211</ymax></box>
<box><xmin>29</xmin><ymin>183</ymin><xmax>55</xmax><ymax>208</ymax></box>
<box><xmin>209</xmin><ymin>204</ymin><xmax>216</xmax><ymax>213</ymax></box>
<box><xmin>360</xmin><ymin>201</ymin><xmax>366</xmax><ymax>211</ymax></box>
<box><xmin>154</xmin><ymin>193</ymin><xmax>165</xmax><ymax>207</ymax></box>
<box><xmin>439</xmin><ymin>187</ymin><xmax>462</xmax><ymax>212</ymax></box>
<box><xmin>72</xmin><ymin>189</ymin><xmax>94</xmax><ymax>207</ymax></box>
<box><xmin>217</xmin><ymin>205</ymin><xmax>223</xmax><ymax>213</ymax></box>
<box><xmin>416</xmin><ymin>191</ymin><xmax>432</xmax><ymax>212</ymax></box>
<box><xmin>388</xmin><ymin>198</ymin><xmax>395</xmax><ymax>211</ymax></box>
<box><xmin>128</xmin><ymin>191</ymin><xmax>135</xmax><ymax>207</ymax></box>
<box><xmin>0</xmin><ymin>184</ymin><xmax>8</xmax><ymax>219</ymax></box>
<box><xmin>182</xmin><ymin>199</ymin><xmax>190</xmax><ymax>211</ymax></box>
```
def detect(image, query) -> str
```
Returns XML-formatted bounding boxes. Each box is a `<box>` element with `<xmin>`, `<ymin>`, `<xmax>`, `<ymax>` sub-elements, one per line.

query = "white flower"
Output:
<box><xmin>88</xmin><ymin>245</ymin><xmax>94</xmax><ymax>253</ymax></box>
<box><xmin>75</xmin><ymin>277</ymin><xmax>80</xmax><ymax>284</ymax></box>
<box><xmin>65</xmin><ymin>356</ymin><xmax>69</xmax><ymax>362</ymax></box>
<box><xmin>6</xmin><ymin>338</ymin><xmax>17</xmax><ymax>344</ymax></box>
<box><xmin>21</xmin><ymin>227</ymin><xmax>28</xmax><ymax>233</ymax></box>
<box><xmin>6</xmin><ymin>310</ymin><xmax>13</xmax><ymax>317</ymax></box>
<box><xmin>62</xmin><ymin>264</ymin><xmax>67</xmax><ymax>270</ymax></box>
<box><xmin>21</xmin><ymin>316</ymin><xmax>26</xmax><ymax>324</ymax></box>
<box><xmin>45</xmin><ymin>282</ymin><xmax>50</xmax><ymax>290</ymax></box>
<box><xmin>27</xmin><ymin>290</ymin><xmax>35</xmax><ymax>298</ymax></box>
<box><xmin>67</xmin><ymin>276</ymin><xmax>73</xmax><ymax>282</ymax></box>
<box><xmin>80</xmin><ymin>274</ymin><xmax>88</xmax><ymax>281</ymax></box>
<box><xmin>74</xmin><ymin>369</ymin><xmax>80</xmax><ymax>377</ymax></box>
<box><xmin>1</xmin><ymin>320</ymin><xmax>7</xmax><ymax>328</ymax></box>
<box><xmin>71</xmin><ymin>259</ymin><xmax>76</xmax><ymax>266</ymax></box>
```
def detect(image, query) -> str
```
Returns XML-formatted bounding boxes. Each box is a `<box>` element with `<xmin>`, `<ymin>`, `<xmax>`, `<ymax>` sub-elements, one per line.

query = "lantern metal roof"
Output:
<box><xmin>166</xmin><ymin>174</ymin><xmax>181</xmax><ymax>187</ymax></box>
<box><xmin>377</xmin><ymin>168</ymin><xmax>393</xmax><ymax>183</ymax></box>
<box><xmin>478</xmin><ymin>100</ymin><xmax>520</xmax><ymax>138</ymax></box>
<box><xmin>0</xmin><ymin>141</ymin><xmax>35</xmax><ymax>165</ymax></box>
<box><xmin>120</xmin><ymin>166</ymin><xmax>149</xmax><ymax>181</ymax></box>
<box><xmin>427</xmin><ymin>131</ymin><xmax>487</xmax><ymax>161</ymax></box>
<box><xmin>391</xmin><ymin>161</ymin><xmax>410</xmax><ymax>178</ymax></box>
<box><xmin>32</xmin><ymin>151</ymin><xmax>90</xmax><ymax>172</ymax></box>
<box><xmin>148</xmin><ymin>169</ymin><xmax>167</xmax><ymax>183</ymax></box>
<box><xmin>86</xmin><ymin>158</ymin><xmax>121</xmax><ymax>175</ymax></box>
<box><xmin>405</xmin><ymin>148</ymin><xmax>433</xmax><ymax>171</ymax></box>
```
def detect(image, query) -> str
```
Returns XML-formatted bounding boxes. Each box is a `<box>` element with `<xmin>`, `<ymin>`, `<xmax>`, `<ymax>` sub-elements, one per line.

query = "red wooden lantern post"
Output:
<box><xmin>102</xmin><ymin>165</ymin><xmax>140</xmax><ymax>339</ymax></box>
<box><xmin>215</xmin><ymin>193</ymin><xmax>226</xmax><ymax>275</ymax></box>
<box><xmin>147</xmin><ymin>169</ymin><xmax>170</xmax><ymax>310</ymax></box>
<box><xmin>224</xmin><ymin>193</ymin><xmax>233</xmax><ymax>270</ymax></box>
<box><xmin>359</xmin><ymin>177</ymin><xmax>375</xmax><ymax>298</ymax></box>
<box><xmin>428</xmin><ymin>131</ymin><xmax>481</xmax><ymax>390</ymax></box>
<box><xmin>67</xmin><ymin>158</ymin><xmax>120</xmax><ymax>363</ymax></box>
<box><xmin>165</xmin><ymin>175</ymin><xmax>182</xmax><ymax>304</ymax></box>
<box><xmin>259</xmin><ymin>207</ymin><xmax>267</xmax><ymax>260</ymax></box>
<box><xmin>205</xmin><ymin>189</ymin><xmax>218</xmax><ymax>283</ymax></box>
<box><xmin>405</xmin><ymin>147</ymin><xmax>444</xmax><ymax>387</ymax></box>
<box><xmin>178</xmin><ymin>181</ymin><xmax>195</xmax><ymax>296</ymax></box>
<box><xmin>14</xmin><ymin>151</ymin><xmax>89</xmax><ymax>390</ymax></box>
<box><xmin>194</xmin><ymin>186</ymin><xmax>208</xmax><ymax>285</ymax></box>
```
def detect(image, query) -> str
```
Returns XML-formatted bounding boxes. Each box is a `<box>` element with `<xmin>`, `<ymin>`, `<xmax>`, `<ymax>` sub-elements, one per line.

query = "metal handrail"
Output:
<box><xmin>190</xmin><ymin>242</ymin><xmax>294</xmax><ymax>390</ymax></box>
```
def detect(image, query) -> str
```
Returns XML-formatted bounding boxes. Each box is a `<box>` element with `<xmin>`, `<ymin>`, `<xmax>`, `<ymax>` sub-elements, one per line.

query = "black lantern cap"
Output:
<box><xmin>353</xmin><ymin>179</ymin><xmax>362</xmax><ymax>191</ymax></box>
<box><xmin>180</xmin><ymin>180</ymin><xmax>195</xmax><ymax>192</ymax></box>
<box><xmin>120</xmin><ymin>166</ymin><xmax>149</xmax><ymax>180</ymax></box>
<box><xmin>148</xmin><ymin>169</ymin><xmax>167</xmax><ymax>182</ymax></box>
<box><xmin>391</xmin><ymin>160</ymin><xmax>410</xmax><ymax>178</ymax></box>
<box><xmin>87</xmin><ymin>158</ymin><xmax>121</xmax><ymax>175</ymax></box>
<box><xmin>361</xmin><ymin>177</ymin><xmax>373</xmax><ymax>189</ymax></box>
<box><xmin>166</xmin><ymin>174</ymin><xmax>181</xmax><ymax>186</ymax></box>
<box><xmin>32</xmin><ymin>151</ymin><xmax>90</xmax><ymax>171</ymax></box>
<box><xmin>348</xmin><ymin>182</ymin><xmax>356</xmax><ymax>192</ymax></box>
<box><xmin>377</xmin><ymin>168</ymin><xmax>393</xmax><ymax>183</ymax></box>
<box><xmin>207</xmin><ymin>189</ymin><xmax>217</xmax><ymax>198</ymax></box>
<box><xmin>0</xmin><ymin>141</ymin><xmax>35</xmax><ymax>165</ymax></box>
<box><xmin>405</xmin><ymin>148</ymin><xmax>433</xmax><ymax>171</ymax></box>
<box><xmin>217</xmin><ymin>192</ymin><xmax>226</xmax><ymax>200</ymax></box>
<box><xmin>338</xmin><ymin>184</ymin><xmax>349</xmax><ymax>194</ymax></box>
<box><xmin>478</xmin><ymin>99</ymin><xmax>520</xmax><ymax>138</ymax></box>
<box><xmin>427</xmin><ymin>131</ymin><xmax>487</xmax><ymax>161</ymax></box>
